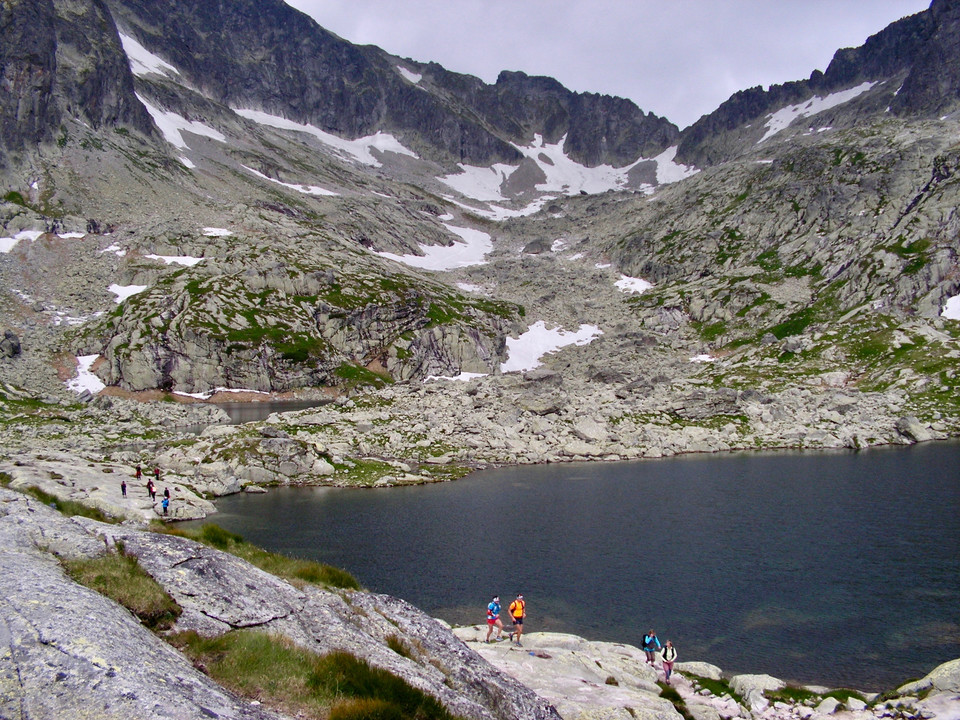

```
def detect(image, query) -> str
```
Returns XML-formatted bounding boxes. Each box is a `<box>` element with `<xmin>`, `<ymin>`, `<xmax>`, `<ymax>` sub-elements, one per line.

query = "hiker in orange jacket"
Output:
<box><xmin>508</xmin><ymin>594</ymin><xmax>526</xmax><ymax>646</ymax></box>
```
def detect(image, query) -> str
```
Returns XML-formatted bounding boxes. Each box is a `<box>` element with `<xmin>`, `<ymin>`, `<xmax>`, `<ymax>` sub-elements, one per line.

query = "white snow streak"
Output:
<box><xmin>235</xmin><ymin>109</ymin><xmax>417</xmax><ymax>167</ymax></box>
<box><xmin>942</xmin><ymin>294</ymin><xmax>960</xmax><ymax>320</ymax></box>
<box><xmin>119</xmin><ymin>33</ymin><xmax>180</xmax><ymax>78</ymax></box>
<box><xmin>67</xmin><ymin>355</ymin><xmax>106</xmax><ymax>394</ymax></box>
<box><xmin>242</xmin><ymin>165</ymin><xmax>338</xmax><ymax>197</ymax></box>
<box><xmin>0</xmin><ymin>230</ymin><xmax>43</xmax><ymax>253</ymax></box>
<box><xmin>614</xmin><ymin>276</ymin><xmax>653</xmax><ymax>294</ymax></box>
<box><xmin>759</xmin><ymin>82</ymin><xmax>876</xmax><ymax>143</ymax></box>
<box><xmin>396</xmin><ymin>66</ymin><xmax>422</xmax><ymax>84</ymax></box>
<box><xmin>376</xmin><ymin>224</ymin><xmax>492</xmax><ymax>270</ymax></box>
<box><xmin>500</xmin><ymin>321</ymin><xmax>602</xmax><ymax>373</ymax></box>
<box><xmin>145</xmin><ymin>254</ymin><xmax>204</xmax><ymax>267</ymax></box>
<box><xmin>108</xmin><ymin>284</ymin><xmax>148</xmax><ymax>303</ymax></box>
<box><xmin>136</xmin><ymin>94</ymin><xmax>225</xmax><ymax>150</ymax></box>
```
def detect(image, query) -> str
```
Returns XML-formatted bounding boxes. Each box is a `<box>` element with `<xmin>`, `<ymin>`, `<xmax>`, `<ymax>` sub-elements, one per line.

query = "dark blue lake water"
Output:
<box><xmin>194</xmin><ymin>441</ymin><xmax>960</xmax><ymax>691</ymax></box>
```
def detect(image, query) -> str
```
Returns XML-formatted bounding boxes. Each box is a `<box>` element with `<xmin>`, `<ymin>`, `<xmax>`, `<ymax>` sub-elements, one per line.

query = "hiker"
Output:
<box><xmin>147</xmin><ymin>479</ymin><xmax>156</xmax><ymax>501</ymax></box>
<box><xmin>642</xmin><ymin>629</ymin><xmax>661</xmax><ymax>664</ymax></box>
<box><xmin>153</xmin><ymin>466</ymin><xmax>160</xmax><ymax>482</ymax></box>
<box><xmin>135</xmin><ymin>465</ymin><xmax>142</xmax><ymax>480</ymax></box>
<box><xmin>508</xmin><ymin>594</ymin><xmax>526</xmax><ymax>646</ymax></box>
<box><xmin>661</xmin><ymin>640</ymin><xmax>678</xmax><ymax>683</ymax></box>
<box><xmin>485</xmin><ymin>596</ymin><xmax>504</xmax><ymax>643</ymax></box>
<box><xmin>121</xmin><ymin>479</ymin><xmax>127</xmax><ymax>498</ymax></box>
<box><xmin>163</xmin><ymin>487</ymin><xmax>170</xmax><ymax>500</ymax></box>
<box><xmin>161</xmin><ymin>496</ymin><xmax>169</xmax><ymax>516</ymax></box>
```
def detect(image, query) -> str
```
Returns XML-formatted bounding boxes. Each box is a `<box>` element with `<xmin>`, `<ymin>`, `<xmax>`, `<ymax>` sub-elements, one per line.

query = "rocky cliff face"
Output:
<box><xmin>101</xmin><ymin>0</ymin><xmax>677</xmax><ymax>170</ymax></box>
<box><xmin>0</xmin><ymin>0</ymin><xmax>153</xmax><ymax>170</ymax></box>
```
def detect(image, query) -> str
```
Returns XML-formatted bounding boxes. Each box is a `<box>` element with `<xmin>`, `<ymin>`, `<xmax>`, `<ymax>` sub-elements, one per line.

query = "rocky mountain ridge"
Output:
<box><xmin>0</xmin><ymin>0</ymin><xmax>958</xmax><ymax>454</ymax></box>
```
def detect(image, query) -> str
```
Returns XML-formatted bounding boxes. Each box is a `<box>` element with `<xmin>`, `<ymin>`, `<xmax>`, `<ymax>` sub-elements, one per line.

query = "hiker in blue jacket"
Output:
<box><xmin>485</xmin><ymin>596</ymin><xmax>504</xmax><ymax>643</ymax></box>
<box><xmin>642</xmin><ymin>629</ymin><xmax>661</xmax><ymax>664</ymax></box>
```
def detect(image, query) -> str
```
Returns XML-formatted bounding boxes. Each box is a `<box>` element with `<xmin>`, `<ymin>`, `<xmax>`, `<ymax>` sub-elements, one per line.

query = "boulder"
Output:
<box><xmin>0</xmin><ymin>330</ymin><xmax>21</xmax><ymax>358</ymax></box>
<box><xmin>572</xmin><ymin>417</ymin><xmax>609</xmax><ymax>443</ymax></box>
<box><xmin>729</xmin><ymin>674</ymin><xmax>784</xmax><ymax>712</ymax></box>
<box><xmin>896</xmin><ymin>416</ymin><xmax>936</xmax><ymax>442</ymax></box>
<box><xmin>898</xmin><ymin>657</ymin><xmax>960</xmax><ymax>695</ymax></box>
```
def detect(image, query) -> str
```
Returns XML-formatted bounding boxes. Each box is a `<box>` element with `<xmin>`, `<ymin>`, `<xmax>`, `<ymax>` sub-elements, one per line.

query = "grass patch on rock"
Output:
<box><xmin>658</xmin><ymin>681</ymin><xmax>694</xmax><ymax>720</ymax></box>
<box><xmin>171</xmin><ymin>629</ymin><xmax>463</xmax><ymax>720</ymax></box>
<box><xmin>14</xmin><ymin>484</ymin><xmax>116</xmax><ymax>523</ymax></box>
<box><xmin>765</xmin><ymin>685</ymin><xmax>865</xmax><ymax>705</ymax></box>
<box><xmin>156</xmin><ymin>523</ymin><xmax>360</xmax><ymax>590</ymax></box>
<box><xmin>63</xmin><ymin>547</ymin><xmax>182</xmax><ymax>630</ymax></box>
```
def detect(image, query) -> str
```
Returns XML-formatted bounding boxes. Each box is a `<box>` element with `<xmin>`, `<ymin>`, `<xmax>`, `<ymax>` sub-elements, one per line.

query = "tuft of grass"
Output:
<box><xmin>329</xmin><ymin>698</ymin><xmax>405</xmax><ymax>720</ymax></box>
<box><xmin>19</xmin><ymin>485</ymin><xmax>114</xmax><ymax>523</ymax></box>
<box><xmin>687</xmin><ymin>673</ymin><xmax>742</xmax><ymax>704</ymax></box>
<box><xmin>172</xmin><ymin>630</ymin><xmax>463</xmax><ymax>720</ymax></box>
<box><xmin>385</xmin><ymin>634</ymin><xmax>412</xmax><ymax>659</ymax></box>
<box><xmin>658</xmin><ymin>682</ymin><xmax>694</xmax><ymax>720</ymax></box>
<box><xmin>64</xmin><ymin>549</ymin><xmax>182</xmax><ymax>630</ymax></box>
<box><xmin>765</xmin><ymin>685</ymin><xmax>866</xmax><ymax>706</ymax></box>
<box><xmin>157</xmin><ymin>523</ymin><xmax>360</xmax><ymax>590</ymax></box>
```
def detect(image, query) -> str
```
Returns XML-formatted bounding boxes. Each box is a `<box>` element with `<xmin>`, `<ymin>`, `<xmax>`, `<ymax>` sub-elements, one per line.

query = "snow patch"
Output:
<box><xmin>942</xmin><ymin>294</ymin><xmax>960</xmax><ymax>320</ymax></box>
<box><xmin>0</xmin><ymin>230</ymin><xmax>43</xmax><ymax>253</ymax></box>
<box><xmin>145</xmin><ymin>254</ymin><xmax>204</xmax><ymax>267</ymax></box>
<box><xmin>67</xmin><ymin>355</ymin><xmax>106</xmax><ymax>395</ymax></box>
<box><xmin>438</xmin><ymin>137</ymin><xmax>695</xmax><ymax>210</ymax></box>
<box><xmin>137</xmin><ymin>94</ymin><xmax>225</xmax><ymax>150</ymax></box>
<box><xmin>174</xmin><ymin>387</ymin><xmax>269</xmax><ymax>400</ymax></box>
<box><xmin>100</xmin><ymin>243</ymin><xmax>126</xmax><ymax>257</ymax></box>
<box><xmin>396</xmin><ymin>66</ymin><xmax>422</xmax><ymax>84</ymax></box>
<box><xmin>653</xmin><ymin>146</ymin><xmax>699</xmax><ymax>184</ymax></box>
<box><xmin>119</xmin><ymin>32</ymin><xmax>180</xmax><ymax>78</ymax></box>
<box><xmin>439</xmin><ymin>164</ymin><xmax>518</xmax><ymax>202</ymax></box>
<box><xmin>426</xmin><ymin>372</ymin><xmax>488</xmax><ymax>382</ymax></box>
<box><xmin>235</xmin><ymin>109</ymin><xmax>417</xmax><ymax>167</ymax></box>
<box><xmin>759</xmin><ymin>82</ymin><xmax>876</xmax><ymax>143</ymax></box>
<box><xmin>242</xmin><ymin>165</ymin><xmax>338</xmax><ymax>196</ymax></box>
<box><xmin>108</xmin><ymin>284</ymin><xmax>148</xmax><ymax>303</ymax></box>
<box><xmin>690</xmin><ymin>354</ymin><xmax>717</xmax><ymax>363</ymax></box>
<box><xmin>376</xmin><ymin>224</ymin><xmax>492</xmax><ymax>270</ymax></box>
<box><xmin>615</xmin><ymin>276</ymin><xmax>653</xmax><ymax>294</ymax></box>
<box><xmin>501</xmin><ymin>321</ymin><xmax>603</xmax><ymax>373</ymax></box>
<box><xmin>203</xmin><ymin>227</ymin><xmax>233</xmax><ymax>237</ymax></box>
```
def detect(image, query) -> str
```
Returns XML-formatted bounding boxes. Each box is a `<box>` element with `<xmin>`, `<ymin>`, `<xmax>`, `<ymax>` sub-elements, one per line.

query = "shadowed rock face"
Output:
<box><xmin>0</xmin><ymin>0</ymin><xmax>153</xmax><ymax>168</ymax></box>
<box><xmin>101</xmin><ymin>0</ymin><xmax>678</xmax><ymax>169</ymax></box>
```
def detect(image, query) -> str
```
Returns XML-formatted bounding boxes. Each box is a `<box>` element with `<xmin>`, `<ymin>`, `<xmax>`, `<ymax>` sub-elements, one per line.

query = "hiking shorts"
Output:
<box><xmin>511</xmin><ymin>617</ymin><xmax>523</xmax><ymax>625</ymax></box>
<box><xmin>487</xmin><ymin>617</ymin><xmax>499</xmax><ymax>625</ymax></box>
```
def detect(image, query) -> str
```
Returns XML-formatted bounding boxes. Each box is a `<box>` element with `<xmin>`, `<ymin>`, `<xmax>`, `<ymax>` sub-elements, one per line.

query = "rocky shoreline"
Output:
<box><xmin>0</xmin><ymin>484</ymin><xmax>957</xmax><ymax>720</ymax></box>
<box><xmin>0</xmin><ymin>364</ymin><xmax>953</xmax><ymax>520</ymax></box>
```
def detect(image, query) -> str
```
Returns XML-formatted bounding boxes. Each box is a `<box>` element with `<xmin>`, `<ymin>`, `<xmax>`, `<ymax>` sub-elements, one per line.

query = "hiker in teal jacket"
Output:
<box><xmin>642</xmin><ymin>629</ymin><xmax>661</xmax><ymax>664</ymax></box>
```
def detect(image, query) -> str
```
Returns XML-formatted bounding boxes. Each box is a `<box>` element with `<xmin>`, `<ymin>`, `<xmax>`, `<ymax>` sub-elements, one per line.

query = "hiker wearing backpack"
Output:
<box><xmin>508</xmin><ymin>594</ymin><xmax>526</xmax><ymax>646</ymax></box>
<box><xmin>484</xmin><ymin>596</ymin><xmax>504</xmax><ymax>643</ymax></box>
<box><xmin>642</xmin><ymin>629</ymin><xmax>661</xmax><ymax>664</ymax></box>
<box><xmin>661</xmin><ymin>640</ymin><xmax>678</xmax><ymax>683</ymax></box>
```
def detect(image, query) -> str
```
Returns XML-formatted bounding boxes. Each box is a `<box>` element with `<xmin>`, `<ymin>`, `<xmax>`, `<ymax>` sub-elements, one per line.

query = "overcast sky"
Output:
<box><xmin>284</xmin><ymin>0</ymin><xmax>930</xmax><ymax>129</ymax></box>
